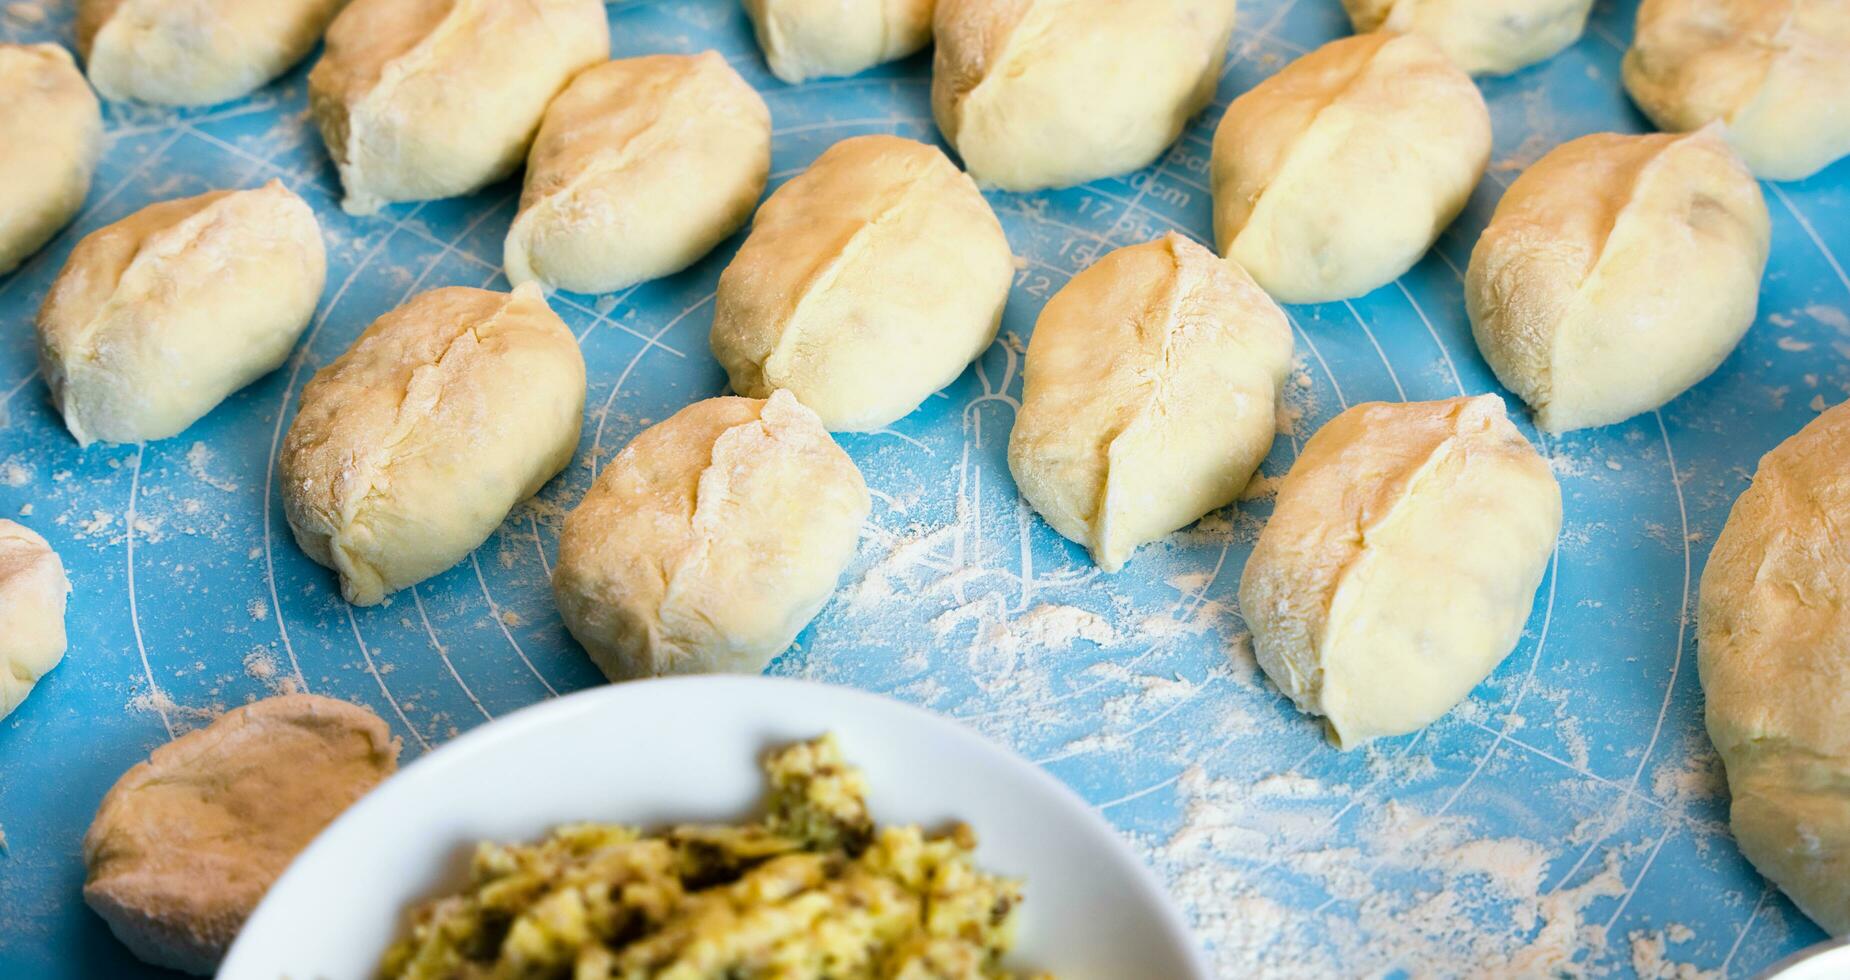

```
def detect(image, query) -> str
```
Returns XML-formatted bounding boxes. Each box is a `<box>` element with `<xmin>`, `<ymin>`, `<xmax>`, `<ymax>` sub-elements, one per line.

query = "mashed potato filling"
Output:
<box><xmin>381</xmin><ymin>736</ymin><xmax>1043</xmax><ymax>979</ymax></box>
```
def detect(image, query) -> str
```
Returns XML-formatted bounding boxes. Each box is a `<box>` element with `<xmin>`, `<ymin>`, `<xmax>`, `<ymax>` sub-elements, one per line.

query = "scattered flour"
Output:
<box><xmin>1150</xmin><ymin>765</ymin><xmax>1634</xmax><ymax>977</ymax></box>
<box><xmin>185</xmin><ymin>442</ymin><xmax>239</xmax><ymax>492</ymax></box>
<box><xmin>3</xmin><ymin>2</ymin><xmax>45</xmax><ymax>25</ymax></box>
<box><xmin>1630</xmin><ymin>928</ymin><xmax>1719</xmax><ymax>980</ymax></box>
<box><xmin>0</xmin><ymin>458</ymin><xmax>27</xmax><ymax>487</ymax></box>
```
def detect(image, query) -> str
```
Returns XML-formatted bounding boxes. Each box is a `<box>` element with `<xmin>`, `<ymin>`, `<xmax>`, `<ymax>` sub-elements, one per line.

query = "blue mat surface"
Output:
<box><xmin>2</xmin><ymin>1</ymin><xmax>1847</xmax><ymax>976</ymax></box>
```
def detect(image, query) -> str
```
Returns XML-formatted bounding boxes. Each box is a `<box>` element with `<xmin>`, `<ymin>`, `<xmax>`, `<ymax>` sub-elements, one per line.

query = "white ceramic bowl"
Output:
<box><xmin>222</xmin><ymin>675</ymin><xmax>1208</xmax><ymax>979</ymax></box>
<box><xmin>1762</xmin><ymin>935</ymin><xmax>1850</xmax><ymax>980</ymax></box>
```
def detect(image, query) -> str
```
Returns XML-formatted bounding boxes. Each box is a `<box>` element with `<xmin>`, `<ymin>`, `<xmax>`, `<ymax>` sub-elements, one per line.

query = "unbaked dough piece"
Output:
<box><xmin>504</xmin><ymin>52</ymin><xmax>771</xmax><ymax>295</ymax></box>
<box><xmin>1468</xmin><ymin>127</ymin><xmax>1768</xmax><ymax>433</ymax></box>
<box><xmin>281</xmin><ymin>283</ymin><xmax>584</xmax><ymax>607</ymax></box>
<box><xmin>1240</xmin><ymin>395</ymin><xmax>1561</xmax><ymax>749</ymax></box>
<box><xmin>1210</xmin><ymin>32</ymin><xmax>1490</xmax><ymax>304</ymax></box>
<box><xmin>0</xmin><ymin>521</ymin><xmax>70</xmax><ymax>721</ymax></box>
<box><xmin>1699</xmin><ymin>400</ymin><xmax>1850</xmax><ymax>937</ymax></box>
<box><xmin>1340</xmin><ymin>0</ymin><xmax>1595</xmax><ymax>76</ymax></box>
<box><xmin>0</xmin><ymin>44</ymin><xmax>101</xmax><ymax>275</ymax></box>
<box><xmin>308</xmin><ymin>0</ymin><xmax>609</xmax><ymax>216</ymax></box>
<box><xmin>76</xmin><ymin>0</ymin><xmax>346</xmax><ymax>106</ymax></box>
<box><xmin>36</xmin><ymin>180</ymin><xmax>326</xmax><ymax>448</ymax></box>
<box><xmin>742</xmin><ymin>0</ymin><xmax>934</xmax><ymax>84</ymax></box>
<box><xmin>1624</xmin><ymin>0</ymin><xmax>1850</xmax><ymax>181</ymax></box>
<box><xmin>84</xmin><ymin>694</ymin><xmax>399</xmax><ymax>974</ymax></box>
<box><xmin>1009</xmin><ymin>233</ymin><xmax>1292</xmax><ymax>572</ymax></box>
<box><xmin>554</xmin><ymin>390</ymin><xmax>869</xmax><ymax>681</ymax></box>
<box><xmin>711</xmin><ymin>135</ymin><xmax>1012</xmax><ymax>431</ymax></box>
<box><xmin>931</xmin><ymin>0</ymin><xmax>1239</xmax><ymax>191</ymax></box>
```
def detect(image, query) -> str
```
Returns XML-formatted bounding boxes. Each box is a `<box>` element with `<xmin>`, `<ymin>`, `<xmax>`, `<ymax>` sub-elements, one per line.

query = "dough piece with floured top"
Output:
<box><xmin>0</xmin><ymin>44</ymin><xmax>101</xmax><ymax>274</ymax></box>
<box><xmin>1210</xmin><ymin>32</ymin><xmax>1490</xmax><ymax>304</ymax></box>
<box><xmin>1699</xmin><ymin>400</ymin><xmax>1850</xmax><ymax>938</ymax></box>
<box><xmin>37</xmin><ymin>180</ymin><xmax>326</xmax><ymax>447</ymax></box>
<box><xmin>741</xmin><ymin>0</ymin><xmax>934</xmax><ymax>84</ymax></box>
<box><xmin>504</xmin><ymin>52</ymin><xmax>770</xmax><ymax>295</ymax></box>
<box><xmin>553</xmin><ymin>391</ymin><xmax>869</xmax><ymax>681</ymax></box>
<box><xmin>1467</xmin><ymin>126</ymin><xmax>1769</xmax><ymax>433</ymax></box>
<box><xmin>1624</xmin><ymin>0</ymin><xmax>1850</xmax><ymax>181</ymax></box>
<box><xmin>308</xmin><ymin>0</ymin><xmax>609</xmax><ymax>215</ymax></box>
<box><xmin>0</xmin><ymin>520</ymin><xmax>70</xmax><ymax>721</ymax></box>
<box><xmin>1009</xmin><ymin>233</ymin><xmax>1292</xmax><ymax>572</ymax></box>
<box><xmin>1240</xmin><ymin>395</ymin><xmax>1561</xmax><ymax>749</ymax></box>
<box><xmin>76</xmin><ymin>0</ymin><xmax>347</xmax><ymax>106</ymax></box>
<box><xmin>1340</xmin><ymin>0</ymin><xmax>1595</xmax><ymax>76</ymax></box>
<box><xmin>84</xmin><ymin>694</ymin><xmax>399</xmax><ymax>974</ymax></box>
<box><xmin>710</xmin><ymin>135</ymin><xmax>1012</xmax><ymax>431</ymax></box>
<box><xmin>931</xmin><ymin>0</ymin><xmax>1239</xmax><ymax>191</ymax></box>
<box><xmin>280</xmin><ymin>283</ymin><xmax>585</xmax><ymax>606</ymax></box>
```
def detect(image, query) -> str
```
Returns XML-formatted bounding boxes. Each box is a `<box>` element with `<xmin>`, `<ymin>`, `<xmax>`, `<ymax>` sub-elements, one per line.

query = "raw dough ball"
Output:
<box><xmin>308</xmin><ymin>0</ymin><xmax>609</xmax><ymax>215</ymax></box>
<box><xmin>554</xmin><ymin>390</ymin><xmax>869</xmax><ymax>681</ymax></box>
<box><xmin>1240</xmin><ymin>395</ymin><xmax>1561</xmax><ymax>749</ymax></box>
<box><xmin>280</xmin><ymin>283</ymin><xmax>585</xmax><ymax>606</ymax></box>
<box><xmin>37</xmin><ymin>180</ymin><xmax>326</xmax><ymax>448</ymax></box>
<box><xmin>84</xmin><ymin>694</ymin><xmax>399</xmax><ymax>974</ymax></box>
<box><xmin>504</xmin><ymin>52</ymin><xmax>771</xmax><ymax>294</ymax></box>
<box><xmin>1340</xmin><ymin>0</ymin><xmax>1595</xmax><ymax>76</ymax></box>
<box><xmin>1468</xmin><ymin>127</ymin><xmax>1769</xmax><ymax>433</ymax></box>
<box><xmin>1624</xmin><ymin>0</ymin><xmax>1850</xmax><ymax>181</ymax></box>
<box><xmin>931</xmin><ymin>0</ymin><xmax>1239</xmax><ymax>191</ymax></box>
<box><xmin>0</xmin><ymin>521</ymin><xmax>70</xmax><ymax>721</ymax></box>
<box><xmin>0</xmin><ymin>43</ymin><xmax>100</xmax><ymax>275</ymax></box>
<box><xmin>1699</xmin><ymin>400</ymin><xmax>1850</xmax><ymax>937</ymax></box>
<box><xmin>1009</xmin><ymin>233</ymin><xmax>1292</xmax><ymax>572</ymax></box>
<box><xmin>742</xmin><ymin>0</ymin><xmax>933</xmax><ymax>84</ymax></box>
<box><xmin>1211</xmin><ymin>32</ymin><xmax>1490</xmax><ymax>304</ymax></box>
<box><xmin>711</xmin><ymin>135</ymin><xmax>1012</xmax><ymax>431</ymax></box>
<box><xmin>76</xmin><ymin>0</ymin><xmax>346</xmax><ymax>106</ymax></box>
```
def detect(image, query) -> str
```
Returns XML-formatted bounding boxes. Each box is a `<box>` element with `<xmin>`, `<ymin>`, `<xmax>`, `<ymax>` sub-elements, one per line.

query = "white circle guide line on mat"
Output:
<box><xmin>126</xmin><ymin>445</ymin><xmax>177</xmax><ymax>739</ymax></box>
<box><xmin>471</xmin><ymin>553</ymin><xmax>560</xmax><ymax>698</ymax></box>
<box><xmin>1770</xmin><ymin>182</ymin><xmax>1850</xmax><ymax>296</ymax></box>
<box><xmin>263</xmin><ymin>202</ymin><xmax>424</xmax><ymax>740</ymax></box>
<box><xmin>1394</xmin><ymin>280</ymin><xmax>1466</xmax><ymax>394</ymax></box>
<box><xmin>343</xmin><ymin>603</ymin><xmax>431</xmax><ymax>752</ymax></box>
<box><xmin>409</xmin><ymin>585</ymin><xmax>493</xmax><ymax>723</ymax></box>
<box><xmin>1343</xmin><ymin>299</ymin><xmax>1410</xmax><ymax>400</ymax></box>
<box><xmin>589</xmin><ymin>290</ymin><xmax>717</xmax><ymax>479</ymax></box>
<box><xmin>1548</xmin><ymin>409</ymin><xmax>1693</xmax><ymax>896</ymax></box>
<box><xmin>1720</xmin><ymin>886</ymin><xmax>1774</xmax><ymax>974</ymax></box>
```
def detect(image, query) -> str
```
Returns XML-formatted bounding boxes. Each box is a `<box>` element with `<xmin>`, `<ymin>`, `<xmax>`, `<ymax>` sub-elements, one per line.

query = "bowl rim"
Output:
<box><xmin>1758</xmin><ymin>933</ymin><xmax>1850</xmax><ymax>980</ymax></box>
<box><xmin>224</xmin><ymin>673</ymin><xmax>1212</xmax><ymax>977</ymax></box>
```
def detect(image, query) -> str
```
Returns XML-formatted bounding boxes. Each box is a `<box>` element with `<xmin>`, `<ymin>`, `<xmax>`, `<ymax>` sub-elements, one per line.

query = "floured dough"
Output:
<box><xmin>84</xmin><ymin>694</ymin><xmax>399</xmax><ymax>974</ymax></box>
<box><xmin>280</xmin><ymin>283</ymin><xmax>585</xmax><ymax>607</ymax></box>
<box><xmin>76</xmin><ymin>0</ymin><xmax>346</xmax><ymax>106</ymax></box>
<box><xmin>1009</xmin><ymin>233</ymin><xmax>1292</xmax><ymax>572</ymax></box>
<box><xmin>1699</xmin><ymin>400</ymin><xmax>1850</xmax><ymax>937</ymax></box>
<box><xmin>1240</xmin><ymin>395</ymin><xmax>1561</xmax><ymax>749</ymax></box>
<box><xmin>1468</xmin><ymin>127</ymin><xmax>1769</xmax><ymax>433</ymax></box>
<box><xmin>37</xmin><ymin>180</ymin><xmax>326</xmax><ymax>447</ymax></box>
<box><xmin>1340</xmin><ymin>0</ymin><xmax>1595</xmax><ymax>76</ymax></box>
<box><xmin>308</xmin><ymin>0</ymin><xmax>609</xmax><ymax>215</ymax></box>
<box><xmin>505</xmin><ymin>52</ymin><xmax>771</xmax><ymax>295</ymax></box>
<box><xmin>742</xmin><ymin>0</ymin><xmax>934</xmax><ymax>84</ymax></box>
<box><xmin>711</xmin><ymin>135</ymin><xmax>1012</xmax><ymax>431</ymax></box>
<box><xmin>0</xmin><ymin>520</ymin><xmax>70</xmax><ymax>721</ymax></box>
<box><xmin>0</xmin><ymin>44</ymin><xmax>101</xmax><ymax>275</ymax></box>
<box><xmin>931</xmin><ymin>0</ymin><xmax>1239</xmax><ymax>191</ymax></box>
<box><xmin>1624</xmin><ymin>0</ymin><xmax>1850</xmax><ymax>181</ymax></box>
<box><xmin>554</xmin><ymin>391</ymin><xmax>869</xmax><ymax>681</ymax></box>
<box><xmin>1211</xmin><ymin>32</ymin><xmax>1490</xmax><ymax>304</ymax></box>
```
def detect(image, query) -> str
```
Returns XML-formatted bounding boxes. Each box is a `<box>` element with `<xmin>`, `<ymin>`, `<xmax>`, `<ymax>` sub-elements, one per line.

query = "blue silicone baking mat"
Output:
<box><xmin>2</xmin><ymin>0</ymin><xmax>1846</xmax><ymax>975</ymax></box>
